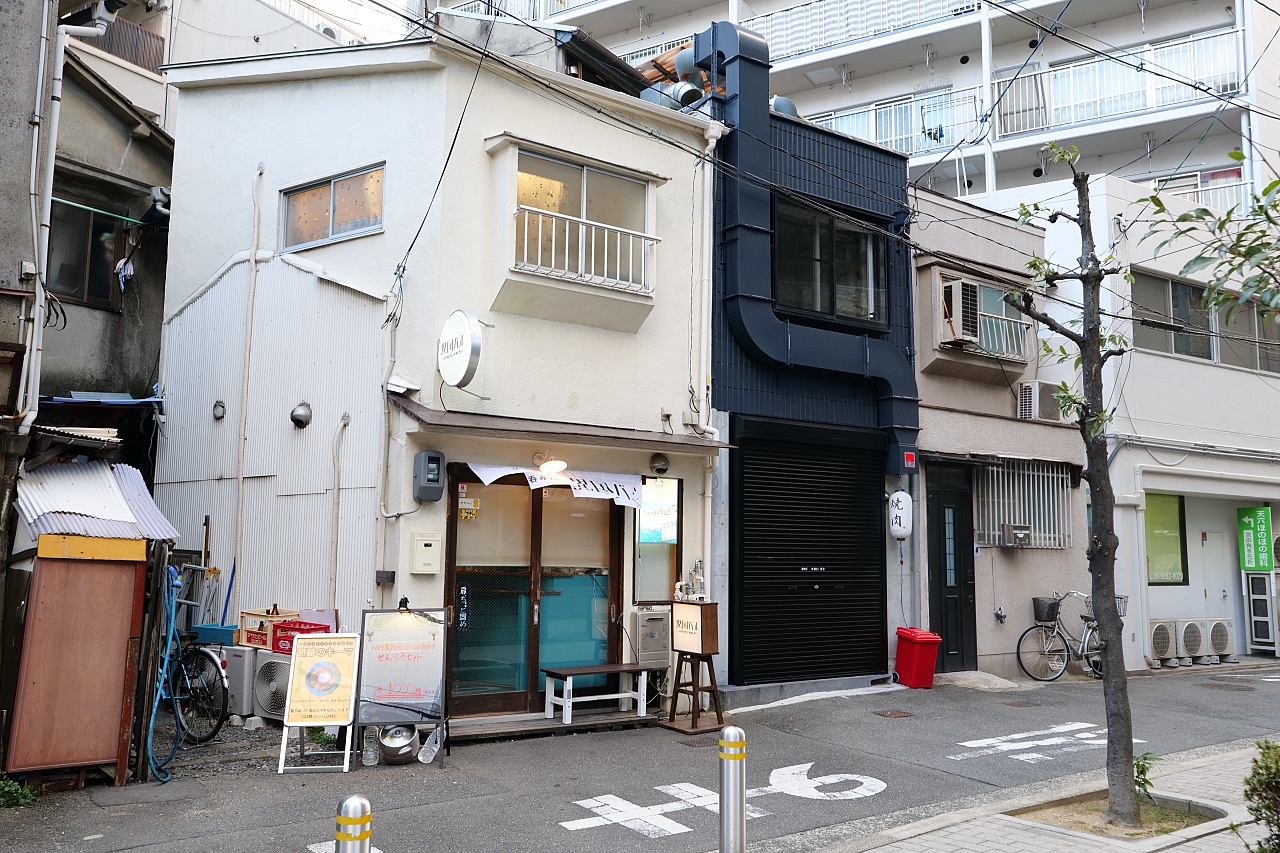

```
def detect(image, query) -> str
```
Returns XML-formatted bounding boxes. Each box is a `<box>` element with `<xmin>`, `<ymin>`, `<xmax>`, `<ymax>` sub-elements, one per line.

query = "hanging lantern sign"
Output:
<box><xmin>437</xmin><ymin>309</ymin><xmax>483</xmax><ymax>388</ymax></box>
<box><xmin>888</xmin><ymin>490</ymin><xmax>912</xmax><ymax>540</ymax></box>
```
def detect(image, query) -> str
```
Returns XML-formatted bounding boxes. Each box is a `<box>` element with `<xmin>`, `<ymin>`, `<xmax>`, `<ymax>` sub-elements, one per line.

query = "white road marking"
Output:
<box><xmin>731</xmin><ymin>684</ymin><xmax>906</xmax><ymax>714</ymax></box>
<box><xmin>958</xmin><ymin>722</ymin><xmax>1096</xmax><ymax>748</ymax></box>
<box><xmin>948</xmin><ymin>723</ymin><xmax>1144</xmax><ymax>763</ymax></box>
<box><xmin>308</xmin><ymin>843</ymin><xmax>383</xmax><ymax>853</ymax></box>
<box><xmin>560</xmin><ymin>762</ymin><xmax>887</xmax><ymax>838</ymax></box>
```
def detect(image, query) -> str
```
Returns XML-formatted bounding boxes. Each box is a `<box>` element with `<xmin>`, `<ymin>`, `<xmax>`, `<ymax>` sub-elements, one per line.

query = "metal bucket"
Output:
<box><xmin>377</xmin><ymin>725</ymin><xmax>420</xmax><ymax>765</ymax></box>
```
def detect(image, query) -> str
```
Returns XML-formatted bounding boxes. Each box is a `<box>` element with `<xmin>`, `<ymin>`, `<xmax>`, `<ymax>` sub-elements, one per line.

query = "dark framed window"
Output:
<box><xmin>46</xmin><ymin>200</ymin><xmax>121</xmax><ymax>310</ymax></box>
<box><xmin>634</xmin><ymin>477</ymin><xmax>682</xmax><ymax>604</ymax></box>
<box><xmin>1145</xmin><ymin>493</ymin><xmax>1189</xmax><ymax>585</ymax></box>
<box><xmin>773</xmin><ymin>197</ymin><xmax>888</xmax><ymax>328</ymax></box>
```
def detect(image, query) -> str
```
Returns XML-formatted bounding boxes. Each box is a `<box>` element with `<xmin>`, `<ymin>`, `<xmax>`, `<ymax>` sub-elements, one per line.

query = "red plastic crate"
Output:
<box><xmin>894</xmin><ymin>627</ymin><xmax>942</xmax><ymax>689</ymax></box>
<box><xmin>270</xmin><ymin>620</ymin><xmax>330</xmax><ymax>654</ymax></box>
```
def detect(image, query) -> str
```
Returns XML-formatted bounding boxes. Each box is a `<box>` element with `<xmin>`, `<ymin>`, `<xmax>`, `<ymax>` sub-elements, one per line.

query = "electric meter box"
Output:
<box><xmin>413</xmin><ymin>450</ymin><xmax>445</xmax><ymax>502</ymax></box>
<box><xmin>630</xmin><ymin>610</ymin><xmax>671</xmax><ymax>667</ymax></box>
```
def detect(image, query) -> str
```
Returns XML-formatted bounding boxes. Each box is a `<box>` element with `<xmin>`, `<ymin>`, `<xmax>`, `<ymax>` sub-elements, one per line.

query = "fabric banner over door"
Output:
<box><xmin>467</xmin><ymin>464</ymin><xmax>642</xmax><ymax>508</ymax></box>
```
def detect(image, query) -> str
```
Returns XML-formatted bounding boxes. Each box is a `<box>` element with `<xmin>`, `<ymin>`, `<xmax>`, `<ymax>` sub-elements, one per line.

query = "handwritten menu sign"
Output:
<box><xmin>356</xmin><ymin>608</ymin><xmax>449</xmax><ymax>726</ymax></box>
<box><xmin>282</xmin><ymin>633</ymin><xmax>360</xmax><ymax>727</ymax></box>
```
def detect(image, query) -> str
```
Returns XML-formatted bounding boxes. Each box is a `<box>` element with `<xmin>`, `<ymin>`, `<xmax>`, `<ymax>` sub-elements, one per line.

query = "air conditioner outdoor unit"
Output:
<box><xmin>1210</xmin><ymin>618</ymin><xmax>1237</xmax><ymax>663</ymax></box>
<box><xmin>630</xmin><ymin>610</ymin><xmax>671</xmax><ymax>668</ymax></box>
<box><xmin>940</xmin><ymin>280</ymin><xmax>979</xmax><ymax>346</ymax></box>
<box><xmin>317</xmin><ymin>24</ymin><xmax>338</xmax><ymax>40</ymax></box>
<box><xmin>1018</xmin><ymin>380</ymin><xmax>1062</xmax><ymax>422</ymax></box>
<box><xmin>1178</xmin><ymin>620</ymin><xmax>1212</xmax><ymax>665</ymax></box>
<box><xmin>253</xmin><ymin>650</ymin><xmax>292</xmax><ymax>722</ymax></box>
<box><xmin>221</xmin><ymin>645</ymin><xmax>256</xmax><ymax>718</ymax></box>
<box><xmin>1149</xmin><ymin>619</ymin><xmax>1179</xmax><ymax>666</ymax></box>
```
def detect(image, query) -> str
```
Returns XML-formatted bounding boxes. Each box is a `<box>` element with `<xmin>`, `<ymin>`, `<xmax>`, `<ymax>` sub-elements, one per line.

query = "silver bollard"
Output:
<box><xmin>335</xmin><ymin>793</ymin><xmax>372</xmax><ymax>853</ymax></box>
<box><xmin>719</xmin><ymin>725</ymin><xmax>746</xmax><ymax>853</ymax></box>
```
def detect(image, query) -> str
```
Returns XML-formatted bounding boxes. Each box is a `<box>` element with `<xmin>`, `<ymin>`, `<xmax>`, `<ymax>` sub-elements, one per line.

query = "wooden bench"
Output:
<box><xmin>541</xmin><ymin>663</ymin><xmax>660</xmax><ymax>724</ymax></box>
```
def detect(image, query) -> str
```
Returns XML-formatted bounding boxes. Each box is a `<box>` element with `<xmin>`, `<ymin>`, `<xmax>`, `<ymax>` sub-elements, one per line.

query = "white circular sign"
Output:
<box><xmin>437</xmin><ymin>309</ymin><xmax>482</xmax><ymax>388</ymax></box>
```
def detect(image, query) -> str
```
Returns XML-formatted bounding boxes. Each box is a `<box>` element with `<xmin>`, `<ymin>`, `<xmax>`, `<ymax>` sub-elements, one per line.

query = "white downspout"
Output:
<box><xmin>21</xmin><ymin>0</ymin><xmax>54</xmax><ymax>418</ymax></box>
<box><xmin>329</xmin><ymin>412</ymin><xmax>351</xmax><ymax>610</ymax></box>
<box><xmin>980</xmin><ymin>0</ymin><xmax>996</xmax><ymax>194</ymax></box>
<box><xmin>697</xmin><ymin>124</ymin><xmax>724</xmax><ymax>589</ymax></box>
<box><xmin>233</xmin><ymin>165</ymin><xmax>266</xmax><ymax>619</ymax></box>
<box><xmin>24</xmin><ymin>2</ymin><xmax>118</xmax><ymax>434</ymax></box>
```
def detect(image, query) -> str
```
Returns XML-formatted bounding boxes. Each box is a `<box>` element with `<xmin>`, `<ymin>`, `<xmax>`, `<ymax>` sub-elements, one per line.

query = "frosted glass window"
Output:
<box><xmin>455</xmin><ymin>484</ymin><xmax>531</xmax><ymax>567</ymax></box>
<box><xmin>540</xmin><ymin>488</ymin><xmax>610</xmax><ymax>569</ymax></box>
<box><xmin>283</xmin><ymin>165</ymin><xmax>384</xmax><ymax>250</ymax></box>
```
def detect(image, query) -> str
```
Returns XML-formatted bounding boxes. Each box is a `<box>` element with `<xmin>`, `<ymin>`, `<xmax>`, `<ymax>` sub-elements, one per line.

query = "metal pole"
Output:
<box><xmin>719</xmin><ymin>725</ymin><xmax>745</xmax><ymax>853</ymax></box>
<box><xmin>335</xmin><ymin>794</ymin><xmax>372</xmax><ymax>853</ymax></box>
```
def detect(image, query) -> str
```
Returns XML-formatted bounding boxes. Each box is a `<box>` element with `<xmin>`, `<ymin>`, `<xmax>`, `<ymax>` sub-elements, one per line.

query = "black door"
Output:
<box><xmin>731</xmin><ymin>417</ymin><xmax>887</xmax><ymax>685</ymax></box>
<box><xmin>926</xmin><ymin>466</ymin><xmax>977</xmax><ymax>672</ymax></box>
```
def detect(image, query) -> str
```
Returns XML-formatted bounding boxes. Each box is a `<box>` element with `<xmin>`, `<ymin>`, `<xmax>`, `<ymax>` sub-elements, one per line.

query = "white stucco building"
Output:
<box><xmin>156</xmin><ymin>17</ymin><xmax>726</xmax><ymax>720</ymax></box>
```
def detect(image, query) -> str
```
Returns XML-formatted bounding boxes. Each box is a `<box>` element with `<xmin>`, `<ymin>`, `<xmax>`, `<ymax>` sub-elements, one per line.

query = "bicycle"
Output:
<box><xmin>1016</xmin><ymin>590</ymin><xmax>1127</xmax><ymax>682</ymax></box>
<box><xmin>148</xmin><ymin>566</ymin><xmax>229</xmax><ymax>780</ymax></box>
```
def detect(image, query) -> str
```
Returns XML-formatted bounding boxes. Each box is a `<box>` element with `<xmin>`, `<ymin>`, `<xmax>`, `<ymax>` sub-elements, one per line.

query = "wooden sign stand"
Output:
<box><xmin>658</xmin><ymin>601</ymin><xmax>726</xmax><ymax>735</ymax></box>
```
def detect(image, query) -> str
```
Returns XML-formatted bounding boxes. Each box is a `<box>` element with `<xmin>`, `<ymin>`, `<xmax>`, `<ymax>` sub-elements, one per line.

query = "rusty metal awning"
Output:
<box><xmin>389</xmin><ymin>392</ymin><xmax>728</xmax><ymax>455</ymax></box>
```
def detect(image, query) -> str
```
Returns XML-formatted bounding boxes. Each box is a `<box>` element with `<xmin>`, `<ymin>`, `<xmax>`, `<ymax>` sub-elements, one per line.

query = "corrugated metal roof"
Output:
<box><xmin>17</xmin><ymin>460</ymin><xmax>179</xmax><ymax>541</ymax></box>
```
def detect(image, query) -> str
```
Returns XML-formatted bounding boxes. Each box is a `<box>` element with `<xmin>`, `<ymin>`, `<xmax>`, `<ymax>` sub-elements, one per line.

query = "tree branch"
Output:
<box><xmin>1101</xmin><ymin>347</ymin><xmax>1128</xmax><ymax>365</ymax></box>
<box><xmin>1048</xmin><ymin>211</ymin><xmax>1080</xmax><ymax>225</ymax></box>
<box><xmin>1008</xmin><ymin>291</ymin><xmax>1086</xmax><ymax>347</ymax></box>
<box><xmin>1045</xmin><ymin>272</ymin><xmax>1084</xmax><ymax>286</ymax></box>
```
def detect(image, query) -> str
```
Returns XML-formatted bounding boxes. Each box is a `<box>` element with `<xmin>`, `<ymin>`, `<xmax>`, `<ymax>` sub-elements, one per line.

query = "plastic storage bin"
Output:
<box><xmin>894</xmin><ymin>627</ymin><xmax>942</xmax><ymax>688</ymax></box>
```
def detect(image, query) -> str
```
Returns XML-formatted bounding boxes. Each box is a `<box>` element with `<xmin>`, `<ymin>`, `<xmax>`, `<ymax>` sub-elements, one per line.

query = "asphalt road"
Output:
<box><xmin>5</xmin><ymin>664</ymin><xmax>1280</xmax><ymax>853</ymax></box>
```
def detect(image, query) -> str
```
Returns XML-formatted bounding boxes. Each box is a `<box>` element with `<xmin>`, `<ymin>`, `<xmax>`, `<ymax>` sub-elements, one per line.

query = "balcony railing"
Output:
<box><xmin>811</xmin><ymin>85</ymin><xmax>982</xmax><ymax>156</ymax></box>
<box><xmin>995</xmin><ymin>28</ymin><xmax>1241</xmax><ymax>136</ymax></box>
<box><xmin>618</xmin><ymin>35</ymin><xmax>695</xmax><ymax>67</ymax></box>
<box><xmin>76</xmin><ymin>18</ymin><xmax>164</xmax><ymax>74</ymax></box>
<box><xmin>513</xmin><ymin>206</ymin><xmax>658</xmax><ymax>294</ymax></box>
<box><xmin>454</xmin><ymin>0</ymin><xmax>540</xmax><ymax>18</ymax></box>
<box><xmin>743</xmin><ymin>0</ymin><xmax>979</xmax><ymax>63</ymax></box>
<box><xmin>258</xmin><ymin>0</ymin><xmax>363</xmax><ymax>44</ymax></box>
<box><xmin>1168</xmin><ymin>180</ymin><xmax>1251</xmax><ymax>213</ymax></box>
<box><xmin>978</xmin><ymin>312</ymin><xmax>1031</xmax><ymax>360</ymax></box>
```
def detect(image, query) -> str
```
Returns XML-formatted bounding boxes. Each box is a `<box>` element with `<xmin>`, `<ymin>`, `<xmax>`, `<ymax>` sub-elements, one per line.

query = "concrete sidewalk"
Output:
<box><xmin>819</xmin><ymin>739</ymin><xmax>1272</xmax><ymax>852</ymax></box>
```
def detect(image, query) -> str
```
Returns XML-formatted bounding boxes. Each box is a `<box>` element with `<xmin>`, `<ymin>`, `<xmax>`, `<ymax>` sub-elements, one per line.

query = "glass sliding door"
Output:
<box><xmin>538</xmin><ymin>489</ymin><xmax>612</xmax><ymax>691</ymax></box>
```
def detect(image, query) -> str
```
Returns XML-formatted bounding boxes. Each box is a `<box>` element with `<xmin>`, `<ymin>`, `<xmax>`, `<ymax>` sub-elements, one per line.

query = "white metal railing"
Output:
<box><xmin>743</xmin><ymin>0</ymin><xmax>978</xmax><ymax>62</ymax></box>
<box><xmin>452</xmin><ymin>0</ymin><xmax>539</xmax><ymax>19</ymax></box>
<box><xmin>618</xmin><ymin>35</ymin><xmax>695</xmax><ymax>67</ymax></box>
<box><xmin>811</xmin><ymin>86</ymin><xmax>982</xmax><ymax>155</ymax></box>
<box><xmin>1168</xmin><ymin>180</ymin><xmax>1251</xmax><ymax>213</ymax></box>
<box><xmin>259</xmin><ymin>0</ymin><xmax>365</xmax><ymax>44</ymax></box>
<box><xmin>977</xmin><ymin>312</ymin><xmax>1031</xmax><ymax>360</ymax></box>
<box><xmin>513</xmin><ymin>207</ymin><xmax>657</xmax><ymax>293</ymax></box>
<box><xmin>995</xmin><ymin>29</ymin><xmax>1241</xmax><ymax>137</ymax></box>
<box><xmin>974</xmin><ymin>459</ymin><xmax>1073</xmax><ymax>549</ymax></box>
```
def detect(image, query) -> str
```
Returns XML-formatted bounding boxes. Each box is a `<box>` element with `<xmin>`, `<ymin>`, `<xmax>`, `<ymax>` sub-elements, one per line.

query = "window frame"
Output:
<box><xmin>45</xmin><ymin>198</ymin><xmax>123</xmax><ymax>312</ymax></box>
<box><xmin>633</xmin><ymin>476</ymin><xmax>683</xmax><ymax>606</ymax></box>
<box><xmin>771</xmin><ymin>196</ymin><xmax>890</xmax><ymax>332</ymax></box>
<box><xmin>1144</xmin><ymin>492</ymin><xmax>1190</xmax><ymax>586</ymax></box>
<box><xmin>280</xmin><ymin>163</ymin><xmax>385</xmax><ymax>253</ymax></box>
<box><xmin>939</xmin><ymin>275</ymin><xmax>1031</xmax><ymax>360</ymax></box>
<box><xmin>972</xmin><ymin>458</ymin><xmax>1073</xmax><ymax>549</ymax></box>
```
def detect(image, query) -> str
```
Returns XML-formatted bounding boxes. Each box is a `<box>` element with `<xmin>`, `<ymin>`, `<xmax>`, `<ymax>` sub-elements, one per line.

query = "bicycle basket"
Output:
<box><xmin>1032</xmin><ymin>597</ymin><xmax>1060</xmax><ymax>623</ymax></box>
<box><xmin>1085</xmin><ymin>595</ymin><xmax>1129</xmax><ymax>617</ymax></box>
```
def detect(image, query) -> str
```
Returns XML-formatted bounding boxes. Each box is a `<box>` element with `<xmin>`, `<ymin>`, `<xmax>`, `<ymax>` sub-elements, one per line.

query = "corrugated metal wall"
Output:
<box><xmin>156</xmin><ymin>258</ymin><xmax>384</xmax><ymax>624</ymax></box>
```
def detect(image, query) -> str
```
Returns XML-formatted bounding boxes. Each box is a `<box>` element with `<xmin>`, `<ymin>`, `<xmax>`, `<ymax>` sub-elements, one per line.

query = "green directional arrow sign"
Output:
<box><xmin>1238</xmin><ymin>506</ymin><xmax>1273</xmax><ymax>571</ymax></box>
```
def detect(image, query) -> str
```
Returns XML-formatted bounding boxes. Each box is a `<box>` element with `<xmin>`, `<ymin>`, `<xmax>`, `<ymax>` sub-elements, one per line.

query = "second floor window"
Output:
<box><xmin>282</xmin><ymin>164</ymin><xmax>384</xmax><ymax>251</ymax></box>
<box><xmin>1131</xmin><ymin>271</ymin><xmax>1280</xmax><ymax>371</ymax></box>
<box><xmin>515</xmin><ymin>151</ymin><xmax>651</xmax><ymax>291</ymax></box>
<box><xmin>47</xmin><ymin>200</ymin><xmax>120</xmax><ymax>311</ymax></box>
<box><xmin>774</xmin><ymin>198</ymin><xmax>888</xmax><ymax>328</ymax></box>
<box><xmin>940</xmin><ymin>277</ymin><xmax>1031</xmax><ymax>359</ymax></box>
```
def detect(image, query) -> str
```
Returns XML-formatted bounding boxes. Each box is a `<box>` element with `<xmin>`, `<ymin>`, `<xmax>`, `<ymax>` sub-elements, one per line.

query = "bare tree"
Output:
<box><xmin>1008</xmin><ymin>145</ymin><xmax>1140</xmax><ymax>827</ymax></box>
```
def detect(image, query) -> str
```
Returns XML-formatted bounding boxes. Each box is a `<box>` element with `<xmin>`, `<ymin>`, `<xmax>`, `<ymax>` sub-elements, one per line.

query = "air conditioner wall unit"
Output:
<box><xmin>221</xmin><ymin>645</ymin><xmax>256</xmax><ymax>718</ymax></box>
<box><xmin>253</xmin><ymin>650</ymin><xmax>292</xmax><ymax>722</ymax></box>
<box><xmin>1209</xmin><ymin>618</ymin><xmax>1237</xmax><ymax>662</ymax></box>
<box><xmin>1177</xmin><ymin>619</ymin><xmax>1212</xmax><ymax>664</ymax></box>
<box><xmin>1149</xmin><ymin>619</ymin><xmax>1179</xmax><ymax>665</ymax></box>
<box><xmin>941</xmin><ymin>280</ymin><xmax>979</xmax><ymax>345</ymax></box>
<box><xmin>1018</xmin><ymin>380</ymin><xmax>1062</xmax><ymax>422</ymax></box>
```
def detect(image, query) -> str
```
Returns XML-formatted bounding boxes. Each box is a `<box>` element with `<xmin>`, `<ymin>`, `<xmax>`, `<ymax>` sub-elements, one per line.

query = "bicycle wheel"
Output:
<box><xmin>1017</xmin><ymin>625</ymin><xmax>1069</xmax><ymax>681</ymax></box>
<box><xmin>1083</xmin><ymin>628</ymin><xmax>1104</xmax><ymax>679</ymax></box>
<box><xmin>174</xmin><ymin>646</ymin><xmax>228</xmax><ymax>744</ymax></box>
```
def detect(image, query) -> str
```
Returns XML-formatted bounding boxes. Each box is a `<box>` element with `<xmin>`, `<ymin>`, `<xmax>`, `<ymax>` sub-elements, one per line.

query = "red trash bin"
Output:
<box><xmin>894</xmin><ymin>627</ymin><xmax>942</xmax><ymax>688</ymax></box>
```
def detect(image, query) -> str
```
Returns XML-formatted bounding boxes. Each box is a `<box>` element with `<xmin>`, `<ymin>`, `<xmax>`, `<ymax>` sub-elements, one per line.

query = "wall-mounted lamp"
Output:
<box><xmin>212</xmin><ymin>400</ymin><xmax>226</xmax><ymax>420</ymax></box>
<box><xmin>533</xmin><ymin>451</ymin><xmax>567</xmax><ymax>475</ymax></box>
<box><xmin>290</xmin><ymin>402</ymin><xmax>313</xmax><ymax>429</ymax></box>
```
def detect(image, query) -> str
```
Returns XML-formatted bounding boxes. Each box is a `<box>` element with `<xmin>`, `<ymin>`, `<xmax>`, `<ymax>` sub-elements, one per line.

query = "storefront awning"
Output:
<box><xmin>389</xmin><ymin>392</ymin><xmax>729</xmax><ymax>455</ymax></box>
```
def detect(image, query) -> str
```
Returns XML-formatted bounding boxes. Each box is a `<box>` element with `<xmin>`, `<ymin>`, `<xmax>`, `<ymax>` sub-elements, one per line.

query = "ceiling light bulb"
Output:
<box><xmin>539</xmin><ymin>454</ymin><xmax>567</xmax><ymax>475</ymax></box>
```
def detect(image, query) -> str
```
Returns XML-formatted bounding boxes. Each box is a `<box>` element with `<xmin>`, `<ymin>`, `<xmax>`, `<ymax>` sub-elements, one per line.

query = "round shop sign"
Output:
<box><xmin>437</xmin><ymin>309</ymin><xmax>482</xmax><ymax>388</ymax></box>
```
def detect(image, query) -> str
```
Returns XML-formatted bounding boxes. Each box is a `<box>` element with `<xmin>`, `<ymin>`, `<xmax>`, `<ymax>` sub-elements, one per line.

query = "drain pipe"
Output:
<box><xmin>329</xmin><ymin>412</ymin><xmax>351</xmax><ymax>610</ymax></box>
<box><xmin>695</xmin><ymin>124</ymin><xmax>724</xmax><ymax>588</ymax></box>
<box><xmin>23</xmin><ymin>1</ymin><xmax>120</xmax><ymax>434</ymax></box>
<box><xmin>232</xmin><ymin>165</ymin><xmax>266</xmax><ymax>619</ymax></box>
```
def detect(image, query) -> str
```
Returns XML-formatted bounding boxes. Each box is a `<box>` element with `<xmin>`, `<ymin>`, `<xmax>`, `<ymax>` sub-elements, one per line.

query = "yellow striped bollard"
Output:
<box><xmin>719</xmin><ymin>725</ymin><xmax>746</xmax><ymax>853</ymax></box>
<box><xmin>335</xmin><ymin>794</ymin><xmax>372</xmax><ymax>853</ymax></box>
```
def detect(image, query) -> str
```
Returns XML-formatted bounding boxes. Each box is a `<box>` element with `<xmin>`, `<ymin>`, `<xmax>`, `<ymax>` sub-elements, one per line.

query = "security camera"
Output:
<box><xmin>649</xmin><ymin>453</ymin><xmax>670</xmax><ymax>476</ymax></box>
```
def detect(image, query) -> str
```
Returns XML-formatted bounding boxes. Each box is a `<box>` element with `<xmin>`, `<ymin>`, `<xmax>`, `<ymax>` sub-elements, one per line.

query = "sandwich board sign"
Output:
<box><xmin>278</xmin><ymin>633</ymin><xmax>361</xmax><ymax>773</ymax></box>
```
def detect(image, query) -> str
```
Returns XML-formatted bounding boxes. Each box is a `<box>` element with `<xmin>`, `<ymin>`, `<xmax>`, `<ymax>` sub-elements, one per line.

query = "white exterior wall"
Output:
<box><xmin>161</xmin><ymin>39</ymin><xmax>718</xmax><ymax>646</ymax></box>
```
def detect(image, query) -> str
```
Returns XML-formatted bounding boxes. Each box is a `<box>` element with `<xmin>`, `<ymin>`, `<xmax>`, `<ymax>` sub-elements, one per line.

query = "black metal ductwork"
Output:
<box><xmin>694</xmin><ymin>22</ymin><xmax>919</xmax><ymax>473</ymax></box>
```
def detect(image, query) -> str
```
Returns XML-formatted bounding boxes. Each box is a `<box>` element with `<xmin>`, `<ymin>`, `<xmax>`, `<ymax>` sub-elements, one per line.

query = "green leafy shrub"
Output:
<box><xmin>1240</xmin><ymin>740</ymin><xmax>1280</xmax><ymax>853</ymax></box>
<box><xmin>0</xmin><ymin>774</ymin><xmax>37</xmax><ymax>808</ymax></box>
<box><xmin>1134</xmin><ymin>751</ymin><xmax>1162</xmax><ymax>804</ymax></box>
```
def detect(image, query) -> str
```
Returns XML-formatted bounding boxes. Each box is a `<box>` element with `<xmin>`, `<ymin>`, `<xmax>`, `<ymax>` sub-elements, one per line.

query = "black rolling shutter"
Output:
<box><xmin>731</xmin><ymin>418</ymin><xmax>887</xmax><ymax>685</ymax></box>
